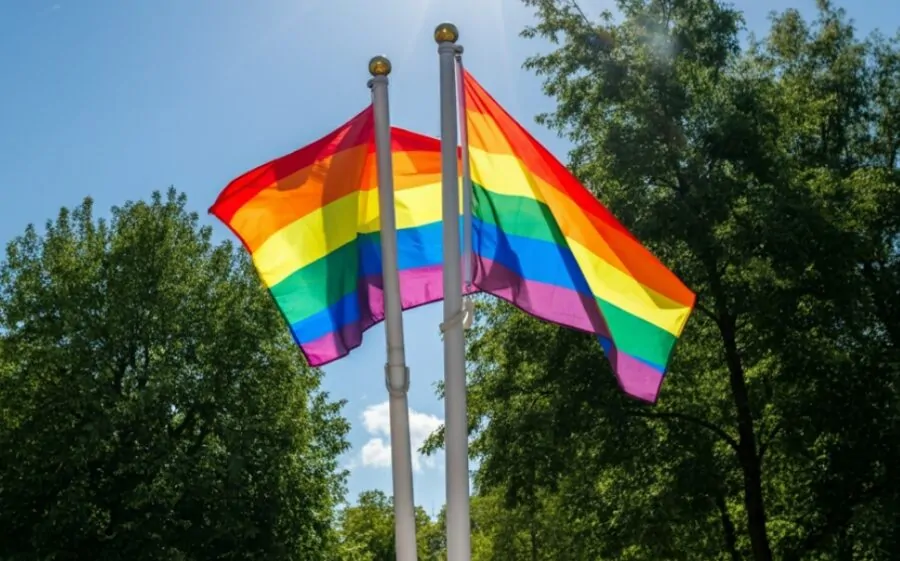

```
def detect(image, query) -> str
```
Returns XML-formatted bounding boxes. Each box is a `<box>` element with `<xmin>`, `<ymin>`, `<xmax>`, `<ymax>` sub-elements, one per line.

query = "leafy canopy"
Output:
<box><xmin>0</xmin><ymin>189</ymin><xmax>351</xmax><ymax>561</ymax></box>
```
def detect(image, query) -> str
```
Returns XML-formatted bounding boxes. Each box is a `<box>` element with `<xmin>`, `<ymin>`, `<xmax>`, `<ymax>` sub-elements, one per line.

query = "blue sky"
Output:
<box><xmin>0</xmin><ymin>0</ymin><xmax>890</xmax><ymax>515</ymax></box>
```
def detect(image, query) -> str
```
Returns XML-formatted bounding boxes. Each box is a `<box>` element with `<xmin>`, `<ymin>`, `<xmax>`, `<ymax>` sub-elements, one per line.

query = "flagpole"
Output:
<box><xmin>454</xmin><ymin>53</ymin><xmax>473</xmax><ymax>290</ymax></box>
<box><xmin>368</xmin><ymin>55</ymin><xmax>419</xmax><ymax>561</ymax></box>
<box><xmin>435</xmin><ymin>23</ymin><xmax>472</xmax><ymax>561</ymax></box>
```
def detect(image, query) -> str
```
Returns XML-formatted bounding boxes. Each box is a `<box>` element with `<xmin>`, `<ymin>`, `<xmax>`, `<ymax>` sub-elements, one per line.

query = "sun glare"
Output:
<box><xmin>395</xmin><ymin>0</ymin><xmax>516</xmax><ymax>75</ymax></box>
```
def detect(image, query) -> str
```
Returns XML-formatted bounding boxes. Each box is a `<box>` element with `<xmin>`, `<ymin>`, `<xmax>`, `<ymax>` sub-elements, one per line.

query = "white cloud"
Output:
<box><xmin>358</xmin><ymin>401</ymin><xmax>443</xmax><ymax>472</ymax></box>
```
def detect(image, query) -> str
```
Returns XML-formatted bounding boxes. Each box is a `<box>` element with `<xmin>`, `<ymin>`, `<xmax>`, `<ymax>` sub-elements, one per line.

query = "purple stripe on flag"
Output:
<box><xmin>473</xmin><ymin>256</ymin><xmax>611</xmax><ymax>338</ymax></box>
<box><xmin>475</xmin><ymin>255</ymin><xmax>667</xmax><ymax>403</ymax></box>
<box><xmin>302</xmin><ymin>264</ymin><xmax>477</xmax><ymax>366</ymax></box>
<box><xmin>605</xmin><ymin>344</ymin><xmax>665</xmax><ymax>403</ymax></box>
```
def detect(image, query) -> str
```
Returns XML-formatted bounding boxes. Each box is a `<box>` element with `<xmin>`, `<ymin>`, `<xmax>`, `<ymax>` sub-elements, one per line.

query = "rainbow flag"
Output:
<box><xmin>463</xmin><ymin>71</ymin><xmax>696</xmax><ymax>402</ymax></box>
<box><xmin>210</xmin><ymin>106</ymin><xmax>455</xmax><ymax>366</ymax></box>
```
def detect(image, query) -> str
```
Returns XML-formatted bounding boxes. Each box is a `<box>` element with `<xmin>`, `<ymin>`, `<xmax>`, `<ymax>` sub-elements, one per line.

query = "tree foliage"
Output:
<box><xmin>423</xmin><ymin>1</ymin><xmax>900</xmax><ymax>560</ymax></box>
<box><xmin>333</xmin><ymin>490</ymin><xmax>445</xmax><ymax>561</ymax></box>
<box><xmin>3</xmin><ymin>1</ymin><xmax>900</xmax><ymax>560</ymax></box>
<box><xmin>0</xmin><ymin>189</ymin><xmax>350</xmax><ymax>561</ymax></box>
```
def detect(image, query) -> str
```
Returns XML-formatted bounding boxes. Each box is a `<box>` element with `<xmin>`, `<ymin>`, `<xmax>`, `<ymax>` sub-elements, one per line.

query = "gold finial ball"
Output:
<box><xmin>433</xmin><ymin>22</ymin><xmax>459</xmax><ymax>44</ymax></box>
<box><xmin>368</xmin><ymin>55</ymin><xmax>392</xmax><ymax>77</ymax></box>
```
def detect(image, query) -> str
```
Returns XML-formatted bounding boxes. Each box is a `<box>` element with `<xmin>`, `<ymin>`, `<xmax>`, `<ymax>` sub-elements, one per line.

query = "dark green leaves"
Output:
<box><xmin>427</xmin><ymin>1</ymin><xmax>900</xmax><ymax>560</ymax></box>
<box><xmin>0</xmin><ymin>188</ymin><xmax>350</xmax><ymax>561</ymax></box>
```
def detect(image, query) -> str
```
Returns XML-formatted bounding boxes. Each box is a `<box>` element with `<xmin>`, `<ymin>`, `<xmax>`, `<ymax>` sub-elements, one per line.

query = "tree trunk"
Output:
<box><xmin>714</xmin><ymin>492</ymin><xmax>742</xmax><ymax>561</ymax></box>
<box><xmin>718</xmin><ymin>311</ymin><xmax>773</xmax><ymax>561</ymax></box>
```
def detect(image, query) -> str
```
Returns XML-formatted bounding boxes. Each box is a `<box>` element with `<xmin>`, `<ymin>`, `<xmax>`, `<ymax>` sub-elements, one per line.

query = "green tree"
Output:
<box><xmin>0</xmin><ymin>189</ymin><xmax>350</xmax><ymax>561</ymax></box>
<box><xmin>425</xmin><ymin>1</ymin><xmax>900</xmax><ymax>560</ymax></box>
<box><xmin>334</xmin><ymin>490</ymin><xmax>444</xmax><ymax>561</ymax></box>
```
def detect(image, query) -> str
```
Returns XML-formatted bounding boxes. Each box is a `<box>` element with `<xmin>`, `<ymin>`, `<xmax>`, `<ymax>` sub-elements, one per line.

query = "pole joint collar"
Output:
<box><xmin>385</xmin><ymin>363</ymin><xmax>410</xmax><ymax>396</ymax></box>
<box><xmin>440</xmin><ymin>297</ymin><xmax>475</xmax><ymax>334</ymax></box>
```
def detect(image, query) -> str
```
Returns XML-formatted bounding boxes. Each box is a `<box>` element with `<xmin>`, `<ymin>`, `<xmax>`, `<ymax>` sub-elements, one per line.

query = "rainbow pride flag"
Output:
<box><xmin>210</xmin><ymin>106</ymin><xmax>455</xmax><ymax>366</ymax></box>
<box><xmin>463</xmin><ymin>71</ymin><xmax>696</xmax><ymax>402</ymax></box>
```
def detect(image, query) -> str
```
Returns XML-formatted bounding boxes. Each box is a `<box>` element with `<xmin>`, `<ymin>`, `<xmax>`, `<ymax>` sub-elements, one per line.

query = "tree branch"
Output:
<box><xmin>169</xmin><ymin>405</ymin><xmax>200</xmax><ymax>439</ymax></box>
<box><xmin>713</xmin><ymin>491</ymin><xmax>741</xmax><ymax>561</ymax></box>
<box><xmin>567</xmin><ymin>0</ymin><xmax>592</xmax><ymax>27</ymax></box>
<box><xmin>695</xmin><ymin>300</ymin><xmax>719</xmax><ymax>324</ymax></box>
<box><xmin>624</xmin><ymin>408</ymin><xmax>740</xmax><ymax>452</ymax></box>
<box><xmin>758</xmin><ymin>421</ymin><xmax>782</xmax><ymax>463</ymax></box>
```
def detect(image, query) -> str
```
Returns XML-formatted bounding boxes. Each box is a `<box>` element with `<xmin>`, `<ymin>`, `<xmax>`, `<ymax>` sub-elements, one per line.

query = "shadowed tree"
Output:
<box><xmin>425</xmin><ymin>1</ymin><xmax>900</xmax><ymax>560</ymax></box>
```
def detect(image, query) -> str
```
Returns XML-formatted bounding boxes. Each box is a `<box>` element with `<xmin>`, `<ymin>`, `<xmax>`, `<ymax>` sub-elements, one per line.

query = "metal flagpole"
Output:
<box><xmin>435</xmin><ymin>23</ymin><xmax>472</xmax><ymax>561</ymax></box>
<box><xmin>454</xmin><ymin>53</ymin><xmax>473</xmax><ymax>291</ymax></box>
<box><xmin>368</xmin><ymin>55</ymin><xmax>419</xmax><ymax>561</ymax></box>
